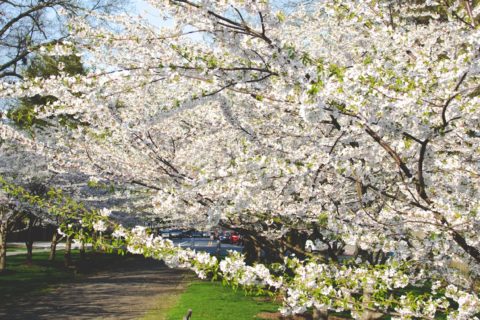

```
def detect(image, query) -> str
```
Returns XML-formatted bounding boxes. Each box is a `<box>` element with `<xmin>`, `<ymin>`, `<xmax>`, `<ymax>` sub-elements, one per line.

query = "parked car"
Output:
<box><xmin>183</xmin><ymin>229</ymin><xmax>210</xmax><ymax>238</ymax></box>
<box><xmin>159</xmin><ymin>230</ymin><xmax>171</xmax><ymax>238</ymax></box>
<box><xmin>190</xmin><ymin>230</ymin><xmax>206</xmax><ymax>238</ymax></box>
<box><xmin>230</xmin><ymin>232</ymin><xmax>242</xmax><ymax>245</ymax></box>
<box><xmin>219</xmin><ymin>231</ymin><xmax>231</xmax><ymax>243</ymax></box>
<box><xmin>166</xmin><ymin>229</ymin><xmax>184</xmax><ymax>238</ymax></box>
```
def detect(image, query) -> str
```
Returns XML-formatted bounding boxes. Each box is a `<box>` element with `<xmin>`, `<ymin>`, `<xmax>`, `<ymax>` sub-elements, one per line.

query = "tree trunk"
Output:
<box><xmin>243</xmin><ymin>234</ymin><xmax>262</xmax><ymax>264</ymax></box>
<box><xmin>91</xmin><ymin>233</ymin><xmax>97</xmax><ymax>253</ymax></box>
<box><xmin>49</xmin><ymin>231</ymin><xmax>58</xmax><ymax>261</ymax></box>
<box><xmin>25</xmin><ymin>217</ymin><xmax>34</xmax><ymax>265</ymax></box>
<box><xmin>0</xmin><ymin>220</ymin><xmax>7</xmax><ymax>273</ymax></box>
<box><xmin>360</xmin><ymin>285</ymin><xmax>383</xmax><ymax>320</ymax></box>
<box><xmin>80</xmin><ymin>241</ymin><xmax>85</xmax><ymax>260</ymax></box>
<box><xmin>282</xmin><ymin>230</ymin><xmax>308</xmax><ymax>260</ymax></box>
<box><xmin>25</xmin><ymin>239</ymin><xmax>33</xmax><ymax>265</ymax></box>
<box><xmin>312</xmin><ymin>307</ymin><xmax>329</xmax><ymax>320</ymax></box>
<box><xmin>264</xmin><ymin>241</ymin><xmax>285</xmax><ymax>263</ymax></box>
<box><xmin>64</xmin><ymin>236</ymin><xmax>72</xmax><ymax>267</ymax></box>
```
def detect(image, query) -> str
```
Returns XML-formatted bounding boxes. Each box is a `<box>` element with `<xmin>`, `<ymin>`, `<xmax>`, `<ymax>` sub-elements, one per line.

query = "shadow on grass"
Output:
<box><xmin>0</xmin><ymin>250</ymin><xmax>185</xmax><ymax>320</ymax></box>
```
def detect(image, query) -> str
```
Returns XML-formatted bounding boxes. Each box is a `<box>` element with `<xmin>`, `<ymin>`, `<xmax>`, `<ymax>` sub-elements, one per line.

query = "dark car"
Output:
<box><xmin>190</xmin><ymin>231</ymin><xmax>205</xmax><ymax>238</ymax></box>
<box><xmin>219</xmin><ymin>231</ymin><xmax>231</xmax><ymax>243</ymax></box>
<box><xmin>183</xmin><ymin>229</ymin><xmax>209</xmax><ymax>238</ymax></box>
<box><xmin>168</xmin><ymin>229</ymin><xmax>185</xmax><ymax>238</ymax></box>
<box><xmin>159</xmin><ymin>230</ymin><xmax>171</xmax><ymax>238</ymax></box>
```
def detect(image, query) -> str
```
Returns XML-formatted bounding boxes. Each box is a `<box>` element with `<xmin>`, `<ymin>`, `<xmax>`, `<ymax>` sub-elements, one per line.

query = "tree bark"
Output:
<box><xmin>64</xmin><ymin>236</ymin><xmax>72</xmax><ymax>267</ymax></box>
<box><xmin>25</xmin><ymin>217</ymin><xmax>34</xmax><ymax>265</ymax></box>
<box><xmin>312</xmin><ymin>307</ymin><xmax>329</xmax><ymax>320</ymax></box>
<box><xmin>243</xmin><ymin>234</ymin><xmax>262</xmax><ymax>264</ymax></box>
<box><xmin>80</xmin><ymin>241</ymin><xmax>85</xmax><ymax>260</ymax></box>
<box><xmin>281</xmin><ymin>229</ymin><xmax>308</xmax><ymax>260</ymax></box>
<box><xmin>360</xmin><ymin>285</ymin><xmax>383</xmax><ymax>320</ymax></box>
<box><xmin>49</xmin><ymin>231</ymin><xmax>58</xmax><ymax>261</ymax></box>
<box><xmin>91</xmin><ymin>233</ymin><xmax>97</xmax><ymax>253</ymax></box>
<box><xmin>0</xmin><ymin>220</ymin><xmax>7</xmax><ymax>273</ymax></box>
<box><xmin>25</xmin><ymin>239</ymin><xmax>33</xmax><ymax>265</ymax></box>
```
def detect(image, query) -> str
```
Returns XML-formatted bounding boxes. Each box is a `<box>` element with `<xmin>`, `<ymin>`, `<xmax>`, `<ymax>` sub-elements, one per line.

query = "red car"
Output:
<box><xmin>230</xmin><ymin>232</ymin><xmax>242</xmax><ymax>245</ymax></box>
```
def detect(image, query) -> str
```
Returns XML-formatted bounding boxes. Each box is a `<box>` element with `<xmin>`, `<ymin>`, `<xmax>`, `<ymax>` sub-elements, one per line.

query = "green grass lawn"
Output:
<box><xmin>6</xmin><ymin>246</ymin><xmax>27</xmax><ymax>253</ymax></box>
<box><xmin>6</xmin><ymin>242</ymin><xmax>30</xmax><ymax>251</ymax></box>
<box><xmin>163</xmin><ymin>281</ymin><xmax>280</xmax><ymax>320</ymax></box>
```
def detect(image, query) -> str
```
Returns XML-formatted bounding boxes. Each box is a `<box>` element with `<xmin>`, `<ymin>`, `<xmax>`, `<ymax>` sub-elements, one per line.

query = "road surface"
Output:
<box><xmin>7</xmin><ymin>238</ymin><xmax>243</xmax><ymax>257</ymax></box>
<box><xmin>171</xmin><ymin>238</ymin><xmax>242</xmax><ymax>256</ymax></box>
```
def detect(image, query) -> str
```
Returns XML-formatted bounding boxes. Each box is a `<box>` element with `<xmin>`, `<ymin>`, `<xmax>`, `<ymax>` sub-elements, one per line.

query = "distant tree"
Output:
<box><xmin>0</xmin><ymin>0</ymin><xmax>127</xmax><ymax>80</ymax></box>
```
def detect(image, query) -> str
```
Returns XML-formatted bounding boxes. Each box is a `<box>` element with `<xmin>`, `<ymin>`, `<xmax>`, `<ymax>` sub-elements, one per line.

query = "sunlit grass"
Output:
<box><xmin>164</xmin><ymin>281</ymin><xmax>279</xmax><ymax>320</ymax></box>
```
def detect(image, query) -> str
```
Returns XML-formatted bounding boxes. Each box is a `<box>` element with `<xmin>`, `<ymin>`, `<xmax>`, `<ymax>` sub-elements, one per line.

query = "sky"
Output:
<box><xmin>131</xmin><ymin>0</ymin><xmax>172</xmax><ymax>27</ymax></box>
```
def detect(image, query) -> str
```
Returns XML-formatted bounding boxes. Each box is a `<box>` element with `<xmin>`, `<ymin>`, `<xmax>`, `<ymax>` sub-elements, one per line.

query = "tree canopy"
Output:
<box><xmin>1</xmin><ymin>0</ymin><xmax>480</xmax><ymax>318</ymax></box>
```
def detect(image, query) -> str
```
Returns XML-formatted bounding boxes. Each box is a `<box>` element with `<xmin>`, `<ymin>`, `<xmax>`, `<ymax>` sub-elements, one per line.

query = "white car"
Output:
<box><xmin>305</xmin><ymin>239</ymin><xmax>329</xmax><ymax>253</ymax></box>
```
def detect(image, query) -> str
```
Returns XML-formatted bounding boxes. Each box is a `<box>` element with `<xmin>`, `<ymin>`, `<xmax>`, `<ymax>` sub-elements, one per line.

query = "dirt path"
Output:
<box><xmin>0</xmin><ymin>258</ymin><xmax>189</xmax><ymax>320</ymax></box>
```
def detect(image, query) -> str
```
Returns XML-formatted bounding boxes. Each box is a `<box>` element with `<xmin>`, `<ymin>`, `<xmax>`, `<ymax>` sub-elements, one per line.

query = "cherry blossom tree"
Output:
<box><xmin>1</xmin><ymin>0</ymin><xmax>480</xmax><ymax>318</ymax></box>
